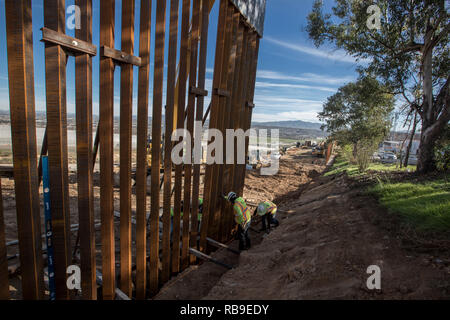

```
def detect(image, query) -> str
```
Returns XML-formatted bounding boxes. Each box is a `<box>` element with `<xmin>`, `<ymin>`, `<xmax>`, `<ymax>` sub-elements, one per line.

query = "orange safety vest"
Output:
<box><xmin>257</xmin><ymin>201</ymin><xmax>277</xmax><ymax>216</ymax></box>
<box><xmin>233</xmin><ymin>197</ymin><xmax>251</xmax><ymax>227</ymax></box>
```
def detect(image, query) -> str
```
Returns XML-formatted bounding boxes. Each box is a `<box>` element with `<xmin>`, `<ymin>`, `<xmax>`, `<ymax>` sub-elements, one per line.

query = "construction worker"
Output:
<box><xmin>224</xmin><ymin>192</ymin><xmax>251</xmax><ymax>250</ymax></box>
<box><xmin>169</xmin><ymin>198</ymin><xmax>203</xmax><ymax>232</ymax></box>
<box><xmin>197</xmin><ymin>198</ymin><xmax>204</xmax><ymax>222</ymax></box>
<box><xmin>255</xmin><ymin>200</ymin><xmax>279</xmax><ymax>232</ymax></box>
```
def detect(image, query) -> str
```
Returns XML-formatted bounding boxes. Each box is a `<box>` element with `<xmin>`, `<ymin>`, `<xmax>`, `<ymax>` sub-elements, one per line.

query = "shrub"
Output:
<box><xmin>355</xmin><ymin>140</ymin><xmax>379</xmax><ymax>173</ymax></box>
<box><xmin>435</xmin><ymin>125</ymin><xmax>450</xmax><ymax>172</ymax></box>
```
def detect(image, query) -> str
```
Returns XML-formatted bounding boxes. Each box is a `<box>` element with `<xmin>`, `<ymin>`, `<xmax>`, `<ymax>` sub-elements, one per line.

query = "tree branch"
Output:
<box><xmin>435</xmin><ymin>75</ymin><xmax>450</xmax><ymax>121</ymax></box>
<box><xmin>430</xmin><ymin>21</ymin><xmax>450</xmax><ymax>49</ymax></box>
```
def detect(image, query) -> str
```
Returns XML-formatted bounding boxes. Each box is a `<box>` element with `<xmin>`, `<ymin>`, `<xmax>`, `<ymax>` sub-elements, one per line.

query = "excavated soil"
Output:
<box><xmin>154</xmin><ymin>148</ymin><xmax>325</xmax><ymax>300</ymax></box>
<box><xmin>158</xmin><ymin>149</ymin><xmax>450</xmax><ymax>300</ymax></box>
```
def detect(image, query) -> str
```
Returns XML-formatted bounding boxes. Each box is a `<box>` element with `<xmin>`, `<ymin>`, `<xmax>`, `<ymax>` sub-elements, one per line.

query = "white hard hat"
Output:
<box><xmin>257</xmin><ymin>204</ymin><xmax>266</xmax><ymax>216</ymax></box>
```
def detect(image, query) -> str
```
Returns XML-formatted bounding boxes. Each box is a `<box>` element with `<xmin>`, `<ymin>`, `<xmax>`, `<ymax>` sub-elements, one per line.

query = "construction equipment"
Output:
<box><xmin>146</xmin><ymin>136</ymin><xmax>164</xmax><ymax>170</ymax></box>
<box><xmin>205</xmin><ymin>237</ymin><xmax>240</xmax><ymax>254</ymax></box>
<box><xmin>312</xmin><ymin>142</ymin><xmax>326</xmax><ymax>158</ymax></box>
<box><xmin>189</xmin><ymin>248</ymin><xmax>233</xmax><ymax>269</ymax></box>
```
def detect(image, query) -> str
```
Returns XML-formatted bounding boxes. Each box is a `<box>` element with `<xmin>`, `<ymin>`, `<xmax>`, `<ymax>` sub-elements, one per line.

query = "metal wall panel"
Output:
<box><xmin>229</xmin><ymin>0</ymin><xmax>266</xmax><ymax>37</ymax></box>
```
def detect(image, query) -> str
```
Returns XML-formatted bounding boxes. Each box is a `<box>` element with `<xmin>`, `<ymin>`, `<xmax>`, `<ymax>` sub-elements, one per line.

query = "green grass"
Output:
<box><xmin>324</xmin><ymin>155</ymin><xmax>416</xmax><ymax>177</ymax></box>
<box><xmin>367</xmin><ymin>177</ymin><xmax>450</xmax><ymax>234</ymax></box>
<box><xmin>325</xmin><ymin>154</ymin><xmax>449</xmax><ymax>235</ymax></box>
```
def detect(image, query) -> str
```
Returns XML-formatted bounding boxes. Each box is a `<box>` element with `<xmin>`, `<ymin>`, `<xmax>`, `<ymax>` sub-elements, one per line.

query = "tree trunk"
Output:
<box><xmin>417</xmin><ymin>126</ymin><xmax>436</xmax><ymax>173</ymax></box>
<box><xmin>404</xmin><ymin>111</ymin><xmax>418</xmax><ymax>168</ymax></box>
<box><xmin>417</xmin><ymin>74</ymin><xmax>450</xmax><ymax>173</ymax></box>
<box><xmin>416</xmin><ymin>29</ymin><xmax>450</xmax><ymax>173</ymax></box>
<box><xmin>352</xmin><ymin>143</ymin><xmax>358</xmax><ymax>161</ymax></box>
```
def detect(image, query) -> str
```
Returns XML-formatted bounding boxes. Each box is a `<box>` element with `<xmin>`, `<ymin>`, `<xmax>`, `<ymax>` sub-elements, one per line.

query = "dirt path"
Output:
<box><xmin>158</xmin><ymin>149</ymin><xmax>450</xmax><ymax>300</ymax></box>
<box><xmin>154</xmin><ymin>149</ymin><xmax>326</xmax><ymax>299</ymax></box>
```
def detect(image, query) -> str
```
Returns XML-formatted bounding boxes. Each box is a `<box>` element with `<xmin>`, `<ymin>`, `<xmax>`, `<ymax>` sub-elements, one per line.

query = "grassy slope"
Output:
<box><xmin>368</xmin><ymin>178</ymin><xmax>450</xmax><ymax>234</ymax></box>
<box><xmin>327</xmin><ymin>155</ymin><xmax>450</xmax><ymax>235</ymax></box>
<box><xmin>324</xmin><ymin>156</ymin><xmax>416</xmax><ymax>177</ymax></box>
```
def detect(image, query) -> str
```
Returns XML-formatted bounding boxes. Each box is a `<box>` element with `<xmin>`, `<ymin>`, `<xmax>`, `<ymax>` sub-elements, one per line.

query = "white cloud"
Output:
<box><xmin>208</xmin><ymin>68</ymin><xmax>353</xmax><ymax>87</ymax></box>
<box><xmin>255</xmin><ymin>81</ymin><xmax>337</xmax><ymax>92</ymax></box>
<box><xmin>264</xmin><ymin>36</ymin><xmax>367</xmax><ymax>64</ymax></box>
<box><xmin>254</xmin><ymin>96</ymin><xmax>323</xmax><ymax>109</ymax></box>
<box><xmin>252</xmin><ymin>111</ymin><xmax>321</xmax><ymax>123</ymax></box>
<box><xmin>257</xmin><ymin>70</ymin><xmax>354</xmax><ymax>86</ymax></box>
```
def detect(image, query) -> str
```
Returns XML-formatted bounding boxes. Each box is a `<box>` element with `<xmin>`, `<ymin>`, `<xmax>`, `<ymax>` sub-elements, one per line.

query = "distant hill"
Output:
<box><xmin>253</xmin><ymin>120</ymin><xmax>323</xmax><ymax>130</ymax></box>
<box><xmin>252</xmin><ymin>120</ymin><xmax>326</xmax><ymax>140</ymax></box>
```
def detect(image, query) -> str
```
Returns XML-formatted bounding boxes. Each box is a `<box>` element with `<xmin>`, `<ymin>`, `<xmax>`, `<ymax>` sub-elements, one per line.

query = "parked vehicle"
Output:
<box><xmin>407</xmin><ymin>154</ymin><xmax>418</xmax><ymax>165</ymax></box>
<box><xmin>381</xmin><ymin>152</ymin><xmax>397</xmax><ymax>163</ymax></box>
<box><xmin>372</xmin><ymin>152</ymin><xmax>382</xmax><ymax>162</ymax></box>
<box><xmin>312</xmin><ymin>146</ymin><xmax>325</xmax><ymax>158</ymax></box>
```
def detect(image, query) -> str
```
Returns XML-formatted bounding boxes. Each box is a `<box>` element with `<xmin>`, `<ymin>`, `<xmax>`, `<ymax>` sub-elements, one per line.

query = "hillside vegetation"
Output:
<box><xmin>368</xmin><ymin>177</ymin><xmax>450</xmax><ymax>235</ymax></box>
<box><xmin>327</xmin><ymin>154</ymin><xmax>450</xmax><ymax>237</ymax></box>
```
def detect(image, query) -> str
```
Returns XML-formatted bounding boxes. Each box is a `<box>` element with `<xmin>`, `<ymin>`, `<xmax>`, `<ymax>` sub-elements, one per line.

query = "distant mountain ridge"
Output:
<box><xmin>253</xmin><ymin>120</ymin><xmax>323</xmax><ymax>130</ymax></box>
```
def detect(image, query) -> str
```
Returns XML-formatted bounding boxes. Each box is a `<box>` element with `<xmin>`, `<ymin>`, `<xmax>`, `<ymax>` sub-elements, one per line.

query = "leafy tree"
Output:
<box><xmin>319</xmin><ymin>77</ymin><xmax>395</xmax><ymax>167</ymax></box>
<box><xmin>435</xmin><ymin>124</ymin><xmax>450</xmax><ymax>171</ymax></box>
<box><xmin>307</xmin><ymin>0</ymin><xmax>449</xmax><ymax>173</ymax></box>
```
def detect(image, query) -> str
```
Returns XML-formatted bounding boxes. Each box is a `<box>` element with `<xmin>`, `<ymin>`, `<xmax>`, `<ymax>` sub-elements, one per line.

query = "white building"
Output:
<box><xmin>381</xmin><ymin>140</ymin><xmax>420</xmax><ymax>155</ymax></box>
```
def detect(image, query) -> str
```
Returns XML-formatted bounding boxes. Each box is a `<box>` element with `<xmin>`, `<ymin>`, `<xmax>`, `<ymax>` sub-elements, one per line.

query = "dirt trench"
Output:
<box><xmin>157</xmin><ymin>149</ymin><xmax>450</xmax><ymax>300</ymax></box>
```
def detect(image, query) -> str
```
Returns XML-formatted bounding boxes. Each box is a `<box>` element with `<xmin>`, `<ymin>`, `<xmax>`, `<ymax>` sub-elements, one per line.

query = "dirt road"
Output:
<box><xmin>158</xmin><ymin>149</ymin><xmax>450</xmax><ymax>300</ymax></box>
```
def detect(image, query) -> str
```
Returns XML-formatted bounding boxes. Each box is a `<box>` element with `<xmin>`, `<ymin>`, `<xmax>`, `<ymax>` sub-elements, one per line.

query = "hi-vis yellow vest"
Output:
<box><xmin>257</xmin><ymin>201</ymin><xmax>277</xmax><ymax>216</ymax></box>
<box><xmin>233</xmin><ymin>197</ymin><xmax>251</xmax><ymax>226</ymax></box>
<box><xmin>170</xmin><ymin>198</ymin><xmax>203</xmax><ymax>221</ymax></box>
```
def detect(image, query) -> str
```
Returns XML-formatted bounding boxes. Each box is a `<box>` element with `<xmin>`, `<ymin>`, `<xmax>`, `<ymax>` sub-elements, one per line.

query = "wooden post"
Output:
<box><xmin>172</xmin><ymin>0</ymin><xmax>190</xmax><ymax>274</ymax></box>
<box><xmin>190</xmin><ymin>0</ymin><xmax>211</xmax><ymax>261</ymax></box>
<box><xmin>233</xmin><ymin>29</ymin><xmax>250</xmax><ymax>193</ymax></box>
<box><xmin>43</xmin><ymin>0</ymin><xmax>71</xmax><ymax>300</ymax></box>
<box><xmin>222</xmin><ymin>15</ymin><xmax>244</xmax><ymax>241</ymax></box>
<box><xmin>99</xmin><ymin>0</ymin><xmax>116</xmax><ymax>300</ymax></box>
<box><xmin>235</xmin><ymin>33</ymin><xmax>255</xmax><ymax>196</ymax></box>
<box><xmin>218</xmin><ymin>11</ymin><xmax>240</xmax><ymax>242</ymax></box>
<box><xmin>0</xmin><ymin>180</ymin><xmax>9</xmax><ymax>300</ymax></box>
<box><xmin>208</xmin><ymin>2</ymin><xmax>234</xmax><ymax>240</ymax></box>
<box><xmin>234</xmin><ymin>40</ymin><xmax>249</xmax><ymax>196</ymax></box>
<box><xmin>239</xmin><ymin>35</ymin><xmax>260</xmax><ymax>194</ymax></box>
<box><xmin>186</xmin><ymin>0</ymin><xmax>204</xmax><ymax>264</ymax></box>
<box><xmin>75</xmin><ymin>0</ymin><xmax>96</xmax><ymax>300</ymax></box>
<box><xmin>149</xmin><ymin>0</ymin><xmax>167</xmax><ymax>296</ymax></box>
<box><xmin>135</xmin><ymin>0</ymin><xmax>152</xmax><ymax>300</ymax></box>
<box><xmin>182</xmin><ymin>0</ymin><xmax>202</xmax><ymax>270</ymax></box>
<box><xmin>200</xmin><ymin>0</ymin><xmax>228</xmax><ymax>252</ymax></box>
<box><xmin>5</xmin><ymin>0</ymin><xmax>44</xmax><ymax>299</ymax></box>
<box><xmin>161</xmin><ymin>0</ymin><xmax>179</xmax><ymax>283</ymax></box>
<box><xmin>225</xmin><ymin>24</ymin><xmax>246</xmax><ymax>238</ymax></box>
<box><xmin>119</xmin><ymin>0</ymin><xmax>135</xmax><ymax>298</ymax></box>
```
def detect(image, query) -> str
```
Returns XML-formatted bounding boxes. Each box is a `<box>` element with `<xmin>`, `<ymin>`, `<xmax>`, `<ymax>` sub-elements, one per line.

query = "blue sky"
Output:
<box><xmin>0</xmin><ymin>0</ymin><xmax>362</xmax><ymax>124</ymax></box>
